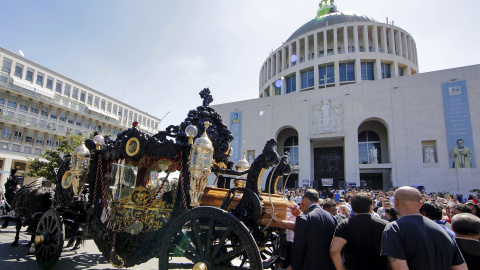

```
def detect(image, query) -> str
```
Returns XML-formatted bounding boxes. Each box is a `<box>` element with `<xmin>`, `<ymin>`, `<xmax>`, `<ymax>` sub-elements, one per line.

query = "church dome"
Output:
<box><xmin>286</xmin><ymin>12</ymin><xmax>377</xmax><ymax>42</ymax></box>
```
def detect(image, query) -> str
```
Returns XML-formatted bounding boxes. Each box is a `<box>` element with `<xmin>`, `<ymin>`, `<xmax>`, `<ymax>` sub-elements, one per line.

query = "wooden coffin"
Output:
<box><xmin>199</xmin><ymin>187</ymin><xmax>293</xmax><ymax>228</ymax></box>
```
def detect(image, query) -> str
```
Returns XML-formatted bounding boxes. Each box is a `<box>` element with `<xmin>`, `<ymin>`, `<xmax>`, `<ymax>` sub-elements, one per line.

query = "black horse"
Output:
<box><xmin>3</xmin><ymin>169</ymin><xmax>53</xmax><ymax>247</ymax></box>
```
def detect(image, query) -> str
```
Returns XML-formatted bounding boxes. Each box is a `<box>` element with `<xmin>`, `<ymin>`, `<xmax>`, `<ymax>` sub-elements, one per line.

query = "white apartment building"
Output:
<box><xmin>0</xmin><ymin>47</ymin><xmax>161</xmax><ymax>186</ymax></box>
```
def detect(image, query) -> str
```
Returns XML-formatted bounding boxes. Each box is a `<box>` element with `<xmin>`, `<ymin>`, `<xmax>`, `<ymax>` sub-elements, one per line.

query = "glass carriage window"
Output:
<box><xmin>361</xmin><ymin>62</ymin><xmax>374</xmax><ymax>80</ymax></box>
<box><xmin>300</xmin><ymin>68</ymin><xmax>314</xmax><ymax>89</ymax></box>
<box><xmin>103</xmin><ymin>157</ymin><xmax>176</xmax><ymax>234</ymax></box>
<box><xmin>358</xmin><ymin>130</ymin><xmax>381</xmax><ymax>164</ymax></box>
<box><xmin>339</xmin><ymin>62</ymin><xmax>355</xmax><ymax>82</ymax></box>
<box><xmin>381</xmin><ymin>63</ymin><xmax>391</xmax><ymax>79</ymax></box>
<box><xmin>319</xmin><ymin>64</ymin><xmax>335</xmax><ymax>85</ymax></box>
<box><xmin>284</xmin><ymin>136</ymin><xmax>299</xmax><ymax>166</ymax></box>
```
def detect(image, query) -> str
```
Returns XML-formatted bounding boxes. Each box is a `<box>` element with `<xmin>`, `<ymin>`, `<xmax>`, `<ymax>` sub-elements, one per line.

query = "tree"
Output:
<box><xmin>25</xmin><ymin>133</ymin><xmax>89</xmax><ymax>181</ymax></box>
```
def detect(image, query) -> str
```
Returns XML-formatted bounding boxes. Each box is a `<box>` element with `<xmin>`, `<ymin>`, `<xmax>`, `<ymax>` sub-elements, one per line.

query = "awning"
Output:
<box><xmin>87</xmin><ymin>106</ymin><xmax>119</xmax><ymax>121</ymax></box>
<box><xmin>10</xmin><ymin>77</ymin><xmax>55</xmax><ymax>99</ymax></box>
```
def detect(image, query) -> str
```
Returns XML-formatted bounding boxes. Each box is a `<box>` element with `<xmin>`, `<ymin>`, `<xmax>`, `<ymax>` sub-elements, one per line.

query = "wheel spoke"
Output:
<box><xmin>183</xmin><ymin>251</ymin><xmax>198</xmax><ymax>263</ymax></box>
<box><xmin>205</xmin><ymin>218</ymin><xmax>214</xmax><ymax>259</ymax></box>
<box><xmin>191</xmin><ymin>219</ymin><xmax>204</xmax><ymax>258</ymax></box>
<box><xmin>213</xmin><ymin>245</ymin><xmax>245</xmax><ymax>264</ymax></box>
<box><xmin>210</xmin><ymin>227</ymin><xmax>232</xmax><ymax>259</ymax></box>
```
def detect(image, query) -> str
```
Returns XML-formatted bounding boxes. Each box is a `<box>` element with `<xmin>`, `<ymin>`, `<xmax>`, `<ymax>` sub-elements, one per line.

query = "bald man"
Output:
<box><xmin>381</xmin><ymin>187</ymin><xmax>467</xmax><ymax>270</ymax></box>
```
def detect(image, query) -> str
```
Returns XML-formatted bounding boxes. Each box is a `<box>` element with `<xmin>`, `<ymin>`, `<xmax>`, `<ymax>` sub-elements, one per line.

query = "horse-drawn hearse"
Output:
<box><xmin>6</xmin><ymin>89</ymin><xmax>294</xmax><ymax>269</ymax></box>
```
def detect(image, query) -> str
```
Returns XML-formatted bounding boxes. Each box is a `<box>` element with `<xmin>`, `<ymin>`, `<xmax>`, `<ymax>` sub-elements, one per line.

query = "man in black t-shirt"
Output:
<box><xmin>381</xmin><ymin>187</ymin><xmax>467</xmax><ymax>270</ymax></box>
<box><xmin>330</xmin><ymin>193</ymin><xmax>389</xmax><ymax>270</ymax></box>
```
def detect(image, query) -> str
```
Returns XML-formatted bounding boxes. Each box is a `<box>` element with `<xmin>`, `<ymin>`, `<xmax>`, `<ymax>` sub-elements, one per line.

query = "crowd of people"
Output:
<box><xmin>270</xmin><ymin>187</ymin><xmax>480</xmax><ymax>270</ymax></box>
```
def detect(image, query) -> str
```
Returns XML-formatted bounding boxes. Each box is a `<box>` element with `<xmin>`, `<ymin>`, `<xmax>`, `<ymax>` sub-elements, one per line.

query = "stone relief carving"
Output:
<box><xmin>312</xmin><ymin>98</ymin><xmax>342</xmax><ymax>134</ymax></box>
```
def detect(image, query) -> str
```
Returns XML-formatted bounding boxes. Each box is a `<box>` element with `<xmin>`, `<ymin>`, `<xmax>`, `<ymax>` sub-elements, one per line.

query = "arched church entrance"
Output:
<box><xmin>358</xmin><ymin>119</ymin><xmax>392</xmax><ymax>190</ymax></box>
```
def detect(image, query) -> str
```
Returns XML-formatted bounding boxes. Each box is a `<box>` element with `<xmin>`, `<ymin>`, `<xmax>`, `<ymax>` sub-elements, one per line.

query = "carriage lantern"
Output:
<box><xmin>61</xmin><ymin>141</ymin><xmax>91</xmax><ymax>196</ymax></box>
<box><xmin>71</xmin><ymin>142</ymin><xmax>91</xmax><ymax>172</ymax></box>
<box><xmin>93</xmin><ymin>134</ymin><xmax>105</xmax><ymax>150</ymax></box>
<box><xmin>234</xmin><ymin>151</ymin><xmax>250</xmax><ymax>188</ymax></box>
<box><xmin>188</xmin><ymin>122</ymin><xmax>214</xmax><ymax>208</ymax></box>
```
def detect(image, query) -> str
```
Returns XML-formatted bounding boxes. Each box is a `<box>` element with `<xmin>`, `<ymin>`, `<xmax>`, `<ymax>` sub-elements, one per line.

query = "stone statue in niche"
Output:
<box><xmin>312</xmin><ymin>98</ymin><xmax>342</xmax><ymax>134</ymax></box>
<box><xmin>424</xmin><ymin>144</ymin><xmax>435</xmax><ymax>163</ymax></box>
<box><xmin>370</xmin><ymin>146</ymin><xmax>378</xmax><ymax>164</ymax></box>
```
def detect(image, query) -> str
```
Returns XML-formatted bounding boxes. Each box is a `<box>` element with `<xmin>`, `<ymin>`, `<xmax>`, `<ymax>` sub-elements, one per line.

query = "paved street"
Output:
<box><xmin>0</xmin><ymin>219</ymin><xmax>160</xmax><ymax>270</ymax></box>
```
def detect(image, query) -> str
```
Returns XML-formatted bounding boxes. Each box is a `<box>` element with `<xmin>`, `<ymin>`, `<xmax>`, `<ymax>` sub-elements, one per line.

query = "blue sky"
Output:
<box><xmin>2</xmin><ymin>0</ymin><xmax>479</xmax><ymax>128</ymax></box>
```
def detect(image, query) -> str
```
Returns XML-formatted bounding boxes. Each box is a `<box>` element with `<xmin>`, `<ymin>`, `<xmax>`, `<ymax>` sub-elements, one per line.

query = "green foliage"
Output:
<box><xmin>25</xmin><ymin>133</ymin><xmax>88</xmax><ymax>181</ymax></box>
<box><xmin>469</xmin><ymin>189</ymin><xmax>480</xmax><ymax>197</ymax></box>
<box><xmin>25</xmin><ymin>150</ymin><xmax>63</xmax><ymax>181</ymax></box>
<box><xmin>437</xmin><ymin>191</ymin><xmax>450</xmax><ymax>198</ymax></box>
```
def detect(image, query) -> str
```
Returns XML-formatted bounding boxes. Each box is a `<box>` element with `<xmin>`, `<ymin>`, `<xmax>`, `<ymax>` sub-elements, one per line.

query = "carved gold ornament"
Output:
<box><xmin>61</xmin><ymin>170</ymin><xmax>73</xmax><ymax>189</ymax></box>
<box><xmin>125</xmin><ymin>137</ymin><xmax>140</xmax><ymax>156</ymax></box>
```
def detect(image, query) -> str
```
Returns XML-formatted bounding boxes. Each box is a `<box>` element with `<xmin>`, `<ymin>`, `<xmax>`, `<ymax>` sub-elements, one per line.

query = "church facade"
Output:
<box><xmin>212</xmin><ymin>6</ymin><xmax>479</xmax><ymax>194</ymax></box>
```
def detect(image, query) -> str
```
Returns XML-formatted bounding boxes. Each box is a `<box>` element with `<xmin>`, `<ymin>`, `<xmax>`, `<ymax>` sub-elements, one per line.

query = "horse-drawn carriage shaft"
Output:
<box><xmin>9</xmin><ymin>89</ymin><xmax>293</xmax><ymax>270</ymax></box>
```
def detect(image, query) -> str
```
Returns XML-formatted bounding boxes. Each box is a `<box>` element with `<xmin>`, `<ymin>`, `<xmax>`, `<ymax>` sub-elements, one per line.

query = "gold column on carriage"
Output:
<box><xmin>187</xmin><ymin>122</ymin><xmax>214</xmax><ymax>208</ymax></box>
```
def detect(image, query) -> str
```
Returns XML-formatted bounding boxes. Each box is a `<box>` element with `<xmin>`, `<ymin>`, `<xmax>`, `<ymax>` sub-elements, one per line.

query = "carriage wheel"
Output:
<box><xmin>35</xmin><ymin>209</ymin><xmax>64</xmax><ymax>270</ymax></box>
<box><xmin>158</xmin><ymin>206</ymin><xmax>263</xmax><ymax>270</ymax></box>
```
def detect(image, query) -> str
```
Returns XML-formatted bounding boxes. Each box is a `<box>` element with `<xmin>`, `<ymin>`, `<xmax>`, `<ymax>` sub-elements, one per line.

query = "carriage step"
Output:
<box><xmin>263</xmin><ymin>254</ymin><xmax>281</xmax><ymax>268</ymax></box>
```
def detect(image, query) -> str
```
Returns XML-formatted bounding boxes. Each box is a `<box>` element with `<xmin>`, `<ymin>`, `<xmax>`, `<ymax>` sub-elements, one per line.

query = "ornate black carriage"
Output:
<box><xmin>34</xmin><ymin>89</ymin><xmax>293</xmax><ymax>269</ymax></box>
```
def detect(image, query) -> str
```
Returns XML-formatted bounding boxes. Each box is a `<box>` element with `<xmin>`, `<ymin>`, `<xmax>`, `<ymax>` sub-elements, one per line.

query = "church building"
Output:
<box><xmin>212</xmin><ymin>2</ymin><xmax>479</xmax><ymax>194</ymax></box>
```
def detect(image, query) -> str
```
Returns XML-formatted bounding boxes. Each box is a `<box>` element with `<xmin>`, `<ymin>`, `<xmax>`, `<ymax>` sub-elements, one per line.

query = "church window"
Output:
<box><xmin>358</xmin><ymin>130</ymin><xmax>381</xmax><ymax>164</ymax></box>
<box><xmin>301</xmin><ymin>68</ymin><xmax>314</xmax><ymax>89</ymax></box>
<box><xmin>361</xmin><ymin>62</ymin><xmax>374</xmax><ymax>80</ymax></box>
<box><xmin>339</xmin><ymin>62</ymin><xmax>355</xmax><ymax>82</ymax></box>
<box><xmin>284</xmin><ymin>136</ymin><xmax>299</xmax><ymax>166</ymax></box>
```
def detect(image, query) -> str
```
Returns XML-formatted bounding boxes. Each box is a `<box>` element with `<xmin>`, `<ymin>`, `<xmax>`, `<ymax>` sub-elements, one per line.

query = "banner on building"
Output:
<box><xmin>442</xmin><ymin>80</ymin><xmax>476</xmax><ymax>168</ymax></box>
<box><xmin>347</xmin><ymin>182</ymin><xmax>357</xmax><ymax>189</ymax></box>
<box><xmin>321</xmin><ymin>178</ymin><xmax>333</xmax><ymax>187</ymax></box>
<box><xmin>302</xmin><ymin>178</ymin><xmax>310</xmax><ymax>187</ymax></box>
<box><xmin>229</xmin><ymin>111</ymin><xmax>242</xmax><ymax>164</ymax></box>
